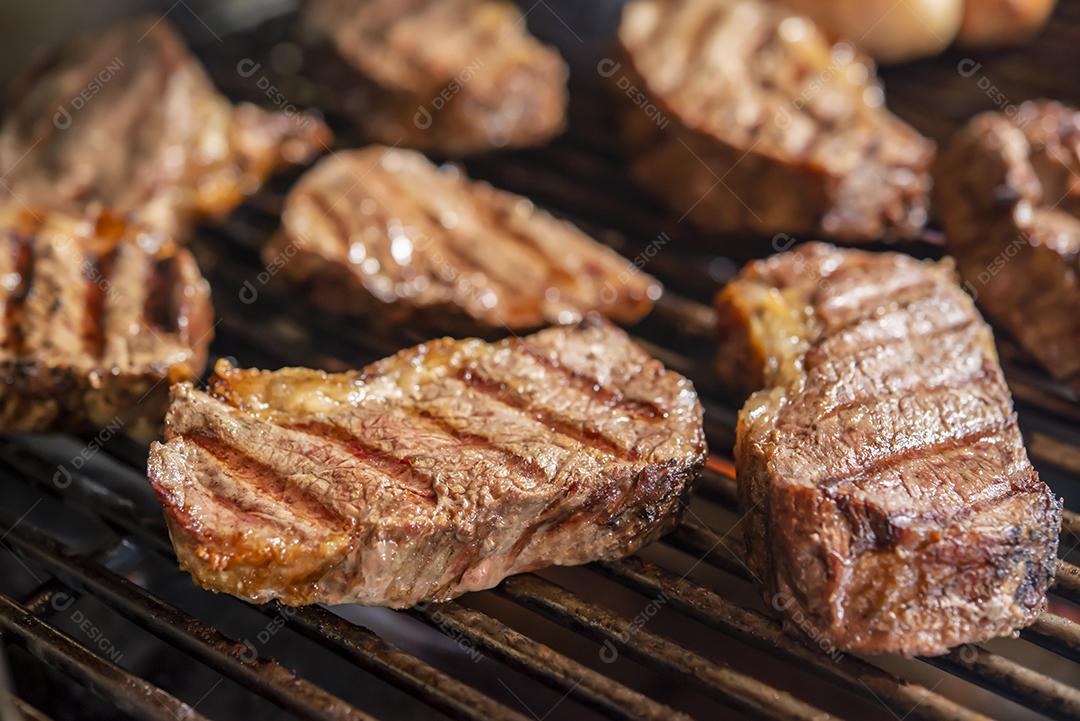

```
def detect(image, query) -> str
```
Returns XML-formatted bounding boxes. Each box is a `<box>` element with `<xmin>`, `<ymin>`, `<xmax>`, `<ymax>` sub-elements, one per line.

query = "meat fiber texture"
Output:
<box><xmin>715</xmin><ymin>242</ymin><xmax>1060</xmax><ymax>655</ymax></box>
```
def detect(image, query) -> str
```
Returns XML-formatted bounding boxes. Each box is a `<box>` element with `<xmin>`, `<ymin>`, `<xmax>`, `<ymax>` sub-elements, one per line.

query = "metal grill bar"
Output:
<box><xmin>1024</xmin><ymin>614</ymin><xmax>1080</xmax><ymax>663</ymax></box>
<box><xmin>11</xmin><ymin>696</ymin><xmax>55</xmax><ymax>721</ymax></box>
<box><xmin>497</xmin><ymin>575</ymin><xmax>841</xmax><ymax>721</ymax></box>
<box><xmin>0</xmin><ymin>593</ymin><xmax>209</xmax><ymax>721</ymax></box>
<box><xmin>5</xmin><ymin>437</ymin><xmax>710</xmax><ymax>721</ymax></box>
<box><xmin>667</xmin><ymin>505</ymin><xmax>1080</xmax><ymax>720</ymax></box>
<box><xmin>928</xmin><ymin>647</ymin><xmax>1080</xmax><ymax>721</ymax></box>
<box><xmin>0</xmin><ymin>513</ymin><xmax>378</xmax><ymax>721</ymax></box>
<box><xmin>595</xmin><ymin>556</ymin><xmax>988</xmax><ymax>721</ymax></box>
<box><xmin>269</xmin><ymin>603</ymin><xmax>533</xmax><ymax>721</ymax></box>
<box><xmin>409</xmin><ymin>602</ymin><xmax>689</xmax><ymax>721</ymax></box>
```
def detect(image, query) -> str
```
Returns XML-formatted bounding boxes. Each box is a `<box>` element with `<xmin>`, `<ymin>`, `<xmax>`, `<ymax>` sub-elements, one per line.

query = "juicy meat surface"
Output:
<box><xmin>935</xmin><ymin>100</ymin><xmax>1080</xmax><ymax>390</ymax></box>
<box><xmin>0</xmin><ymin>18</ymin><xmax>330</xmax><ymax>238</ymax></box>
<box><xmin>303</xmin><ymin>0</ymin><xmax>567</xmax><ymax>153</ymax></box>
<box><xmin>715</xmin><ymin>242</ymin><xmax>1060</xmax><ymax>655</ymax></box>
<box><xmin>0</xmin><ymin>204</ymin><xmax>213</xmax><ymax>441</ymax></box>
<box><xmin>148</xmin><ymin>318</ymin><xmax>705</xmax><ymax>607</ymax></box>
<box><xmin>266</xmin><ymin>146</ymin><xmax>660</xmax><ymax>334</ymax></box>
<box><xmin>616</xmin><ymin>0</ymin><xmax>934</xmax><ymax>242</ymax></box>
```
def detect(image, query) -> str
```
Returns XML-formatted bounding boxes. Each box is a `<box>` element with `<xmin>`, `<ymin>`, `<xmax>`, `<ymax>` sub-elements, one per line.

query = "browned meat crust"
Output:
<box><xmin>265</xmin><ymin>146</ymin><xmax>660</xmax><ymax>334</ymax></box>
<box><xmin>0</xmin><ymin>17</ymin><xmax>331</xmax><ymax>238</ymax></box>
<box><xmin>0</xmin><ymin>204</ymin><xmax>213</xmax><ymax>441</ymax></box>
<box><xmin>615</xmin><ymin>0</ymin><xmax>934</xmax><ymax>243</ymax></box>
<box><xmin>715</xmin><ymin>242</ymin><xmax>1060</xmax><ymax>656</ymax></box>
<box><xmin>148</xmin><ymin>317</ymin><xmax>705</xmax><ymax>607</ymax></box>
<box><xmin>303</xmin><ymin>0</ymin><xmax>567</xmax><ymax>154</ymax></box>
<box><xmin>935</xmin><ymin>100</ymin><xmax>1080</xmax><ymax>390</ymax></box>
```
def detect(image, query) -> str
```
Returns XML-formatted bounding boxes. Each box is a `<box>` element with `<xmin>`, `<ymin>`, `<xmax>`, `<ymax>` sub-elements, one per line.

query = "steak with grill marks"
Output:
<box><xmin>265</xmin><ymin>147</ymin><xmax>660</xmax><ymax>334</ymax></box>
<box><xmin>302</xmin><ymin>0</ymin><xmax>567</xmax><ymax>154</ymax></box>
<box><xmin>0</xmin><ymin>204</ymin><xmax>212</xmax><ymax>441</ymax></box>
<box><xmin>715</xmin><ymin>242</ymin><xmax>1060</xmax><ymax>656</ymax></box>
<box><xmin>615</xmin><ymin>0</ymin><xmax>934</xmax><ymax>243</ymax></box>
<box><xmin>0</xmin><ymin>18</ymin><xmax>330</xmax><ymax>239</ymax></box>
<box><xmin>148</xmin><ymin>317</ymin><xmax>705</xmax><ymax>607</ymax></box>
<box><xmin>935</xmin><ymin>100</ymin><xmax>1080</xmax><ymax>392</ymax></box>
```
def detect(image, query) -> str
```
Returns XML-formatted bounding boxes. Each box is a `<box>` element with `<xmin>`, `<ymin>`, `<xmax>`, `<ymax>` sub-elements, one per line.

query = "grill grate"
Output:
<box><xmin>5</xmin><ymin>6</ymin><xmax>1080</xmax><ymax>721</ymax></box>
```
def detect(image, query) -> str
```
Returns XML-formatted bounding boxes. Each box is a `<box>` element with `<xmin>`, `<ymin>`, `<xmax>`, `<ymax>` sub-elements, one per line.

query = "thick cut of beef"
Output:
<box><xmin>303</xmin><ymin>0</ymin><xmax>567</xmax><ymax>154</ymax></box>
<box><xmin>0</xmin><ymin>204</ymin><xmax>213</xmax><ymax>441</ymax></box>
<box><xmin>715</xmin><ymin>242</ymin><xmax>1060</xmax><ymax>655</ymax></box>
<box><xmin>616</xmin><ymin>0</ymin><xmax>934</xmax><ymax>242</ymax></box>
<box><xmin>0</xmin><ymin>18</ymin><xmax>330</xmax><ymax>238</ymax></box>
<box><xmin>266</xmin><ymin>147</ymin><xmax>660</xmax><ymax>334</ymax></box>
<box><xmin>936</xmin><ymin>100</ymin><xmax>1080</xmax><ymax>391</ymax></box>
<box><xmin>148</xmin><ymin>318</ymin><xmax>705</xmax><ymax>607</ymax></box>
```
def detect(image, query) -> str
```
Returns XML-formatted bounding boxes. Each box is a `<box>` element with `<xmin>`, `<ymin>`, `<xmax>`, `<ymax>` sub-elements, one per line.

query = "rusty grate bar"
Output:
<box><xmin>270</xmin><ymin>602</ymin><xmax>533</xmax><ymax>721</ymax></box>
<box><xmin>497</xmin><ymin>575</ymin><xmax>841</xmax><ymax>721</ymax></box>
<box><xmin>927</xmin><ymin>647</ymin><xmax>1080</xmax><ymax>721</ymax></box>
<box><xmin>0</xmin><ymin>592</ymin><xmax>210</xmax><ymax>721</ymax></box>
<box><xmin>0</xmin><ymin>512</ymin><xmax>378</xmax><ymax>721</ymax></box>
<box><xmin>595</xmin><ymin>556</ymin><xmax>987</xmax><ymax>721</ymax></box>
<box><xmin>667</xmin><ymin>511</ymin><xmax>1080</xmax><ymax>720</ymax></box>
<box><xmin>409</xmin><ymin>602</ymin><xmax>688</xmax><ymax>721</ymax></box>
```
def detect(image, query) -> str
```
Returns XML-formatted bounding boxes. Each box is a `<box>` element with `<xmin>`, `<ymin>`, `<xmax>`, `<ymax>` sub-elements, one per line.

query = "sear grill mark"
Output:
<box><xmin>510</xmin><ymin>339</ymin><xmax>666</xmax><ymax>420</ymax></box>
<box><xmin>144</xmin><ymin>254</ymin><xmax>181</xmax><ymax>334</ymax></box>
<box><xmin>188</xmin><ymin>433</ymin><xmax>351</xmax><ymax>530</ymax></box>
<box><xmin>456</xmin><ymin>366</ymin><xmax>638</xmax><ymax>461</ymax></box>
<box><xmin>285</xmin><ymin>421</ymin><xmax>437</xmax><ymax>502</ymax></box>
<box><xmin>412</xmin><ymin>408</ymin><xmax>552</xmax><ymax>488</ymax></box>
<box><xmin>81</xmin><ymin>244</ymin><xmax>117</xmax><ymax>360</ymax></box>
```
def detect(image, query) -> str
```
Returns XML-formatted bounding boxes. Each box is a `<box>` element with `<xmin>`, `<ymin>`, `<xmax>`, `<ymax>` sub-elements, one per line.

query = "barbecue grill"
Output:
<box><xmin>4</xmin><ymin>2</ymin><xmax>1080</xmax><ymax>719</ymax></box>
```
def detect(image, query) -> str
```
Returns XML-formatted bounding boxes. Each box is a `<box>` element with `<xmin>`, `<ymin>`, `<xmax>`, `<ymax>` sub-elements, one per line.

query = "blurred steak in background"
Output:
<box><xmin>614</xmin><ymin>0</ymin><xmax>934</xmax><ymax>244</ymax></box>
<box><xmin>266</xmin><ymin>146</ymin><xmax>660</xmax><ymax>335</ymax></box>
<box><xmin>0</xmin><ymin>16</ymin><xmax>330</xmax><ymax>239</ymax></box>
<box><xmin>302</xmin><ymin>0</ymin><xmax>568</xmax><ymax>154</ymax></box>
<box><xmin>0</xmin><ymin>203</ymin><xmax>213</xmax><ymax>440</ymax></box>
<box><xmin>936</xmin><ymin>100</ymin><xmax>1080</xmax><ymax>394</ymax></box>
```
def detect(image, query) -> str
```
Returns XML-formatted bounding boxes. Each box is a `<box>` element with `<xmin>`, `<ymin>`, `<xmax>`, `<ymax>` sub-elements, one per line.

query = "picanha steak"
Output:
<box><xmin>0</xmin><ymin>204</ymin><xmax>213</xmax><ymax>441</ymax></box>
<box><xmin>265</xmin><ymin>146</ymin><xmax>660</xmax><ymax>334</ymax></box>
<box><xmin>715</xmin><ymin>242</ymin><xmax>1060</xmax><ymax>655</ymax></box>
<box><xmin>148</xmin><ymin>318</ymin><xmax>705</xmax><ymax>607</ymax></box>
<box><xmin>935</xmin><ymin>100</ymin><xmax>1080</xmax><ymax>391</ymax></box>
<box><xmin>615</xmin><ymin>0</ymin><xmax>934</xmax><ymax>242</ymax></box>
<box><xmin>0</xmin><ymin>17</ymin><xmax>330</xmax><ymax>238</ymax></box>
<box><xmin>302</xmin><ymin>0</ymin><xmax>567</xmax><ymax>154</ymax></box>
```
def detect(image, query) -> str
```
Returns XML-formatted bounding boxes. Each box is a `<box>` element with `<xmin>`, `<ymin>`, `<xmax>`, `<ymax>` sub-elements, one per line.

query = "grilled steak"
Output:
<box><xmin>0</xmin><ymin>18</ymin><xmax>330</xmax><ymax>238</ymax></box>
<box><xmin>303</xmin><ymin>0</ymin><xmax>567</xmax><ymax>154</ymax></box>
<box><xmin>715</xmin><ymin>242</ymin><xmax>1060</xmax><ymax>655</ymax></box>
<box><xmin>615</xmin><ymin>0</ymin><xmax>934</xmax><ymax>242</ymax></box>
<box><xmin>0</xmin><ymin>204</ymin><xmax>212</xmax><ymax>441</ymax></box>
<box><xmin>265</xmin><ymin>146</ymin><xmax>660</xmax><ymax>334</ymax></box>
<box><xmin>148</xmin><ymin>318</ymin><xmax>705</xmax><ymax>607</ymax></box>
<box><xmin>935</xmin><ymin>100</ymin><xmax>1080</xmax><ymax>390</ymax></box>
